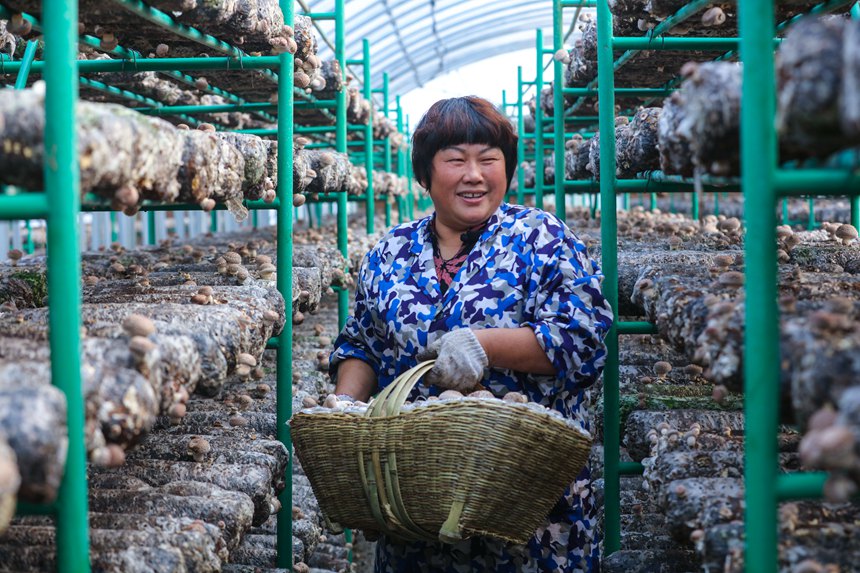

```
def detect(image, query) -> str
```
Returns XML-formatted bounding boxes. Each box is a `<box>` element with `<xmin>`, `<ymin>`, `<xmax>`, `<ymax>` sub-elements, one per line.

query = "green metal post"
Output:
<box><xmin>44</xmin><ymin>0</ymin><xmax>90</xmax><ymax>568</ymax></box>
<box><xmin>25</xmin><ymin>220</ymin><xmax>34</xmax><ymax>253</ymax></box>
<box><xmin>692</xmin><ymin>189</ymin><xmax>699</xmax><ymax>220</ymax></box>
<box><xmin>714</xmin><ymin>192</ymin><xmax>720</xmax><ymax>217</ymax></box>
<box><xmin>13</xmin><ymin>40</ymin><xmax>40</xmax><ymax>257</ymax></box>
<box><xmin>275</xmin><ymin>2</ymin><xmax>295</xmax><ymax>569</ymax></box>
<box><xmin>596</xmin><ymin>0</ymin><xmax>622</xmax><ymax>557</ymax></box>
<box><xmin>649</xmin><ymin>192</ymin><xmax>657</xmax><ymax>211</ymax></box>
<box><xmin>384</xmin><ymin>84</ymin><xmax>393</xmax><ymax>228</ymax></box>
<box><xmin>851</xmin><ymin>196</ymin><xmax>860</xmax><ymax>228</ymax></box>
<box><xmin>553</xmin><ymin>0</ymin><xmax>566</xmax><ymax>221</ymax></box>
<box><xmin>382</xmin><ymin>73</ymin><xmax>398</xmax><ymax>225</ymax></box>
<box><xmin>807</xmin><ymin>197</ymin><xmax>815</xmax><ymax>229</ymax></box>
<box><xmin>335</xmin><ymin>0</ymin><xmax>348</xmax><ymax>331</ymax></box>
<box><xmin>110</xmin><ymin>212</ymin><xmax>118</xmax><ymax>243</ymax></box>
<box><xmin>534</xmin><ymin>29</ymin><xmax>545</xmax><ymax>211</ymax></box>
<box><xmin>147</xmin><ymin>212</ymin><xmax>157</xmax><ymax>244</ymax></box>
<box><xmin>15</xmin><ymin>40</ymin><xmax>39</xmax><ymax>89</ymax></box>
<box><xmin>517</xmin><ymin>66</ymin><xmax>526</xmax><ymax>206</ymax></box>
<box><xmin>396</xmin><ymin>96</ymin><xmax>410</xmax><ymax>221</ymax></box>
<box><xmin>740</xmin><ymin>0</ymin><xmax>779</xmax><ymax>570</ymax></box>
<box><xmin>363</xmin><ymin>39</ymin><xmax>375</xmax><ymax>234</ymax></box>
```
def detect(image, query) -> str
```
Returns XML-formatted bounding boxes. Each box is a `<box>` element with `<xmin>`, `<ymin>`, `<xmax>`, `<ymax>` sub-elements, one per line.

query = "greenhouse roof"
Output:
<box><xmin>302</xmin><ymin>0</ymin><xmax>587</xmax><ymax>97</ymax></box>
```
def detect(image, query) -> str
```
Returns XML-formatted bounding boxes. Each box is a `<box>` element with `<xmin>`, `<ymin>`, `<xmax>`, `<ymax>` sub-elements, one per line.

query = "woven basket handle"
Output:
<box><xmin>365</xmin><ymin>360</ymin><xmax>436</xmax><ymax>420</ymax></box>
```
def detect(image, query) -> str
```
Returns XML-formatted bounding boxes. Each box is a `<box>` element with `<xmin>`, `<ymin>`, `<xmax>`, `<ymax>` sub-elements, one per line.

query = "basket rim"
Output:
<box><xmin>292</xmin><ymin>397</ymin><xmax>593</xmax><ymax>441</ymax></box>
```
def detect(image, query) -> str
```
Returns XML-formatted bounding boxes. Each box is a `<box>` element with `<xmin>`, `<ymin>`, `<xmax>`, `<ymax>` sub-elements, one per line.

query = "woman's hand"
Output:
<box><xmin>418</xmin><ymin>329</ymin><xmax>489</xmax><ymax>391</ymax></box>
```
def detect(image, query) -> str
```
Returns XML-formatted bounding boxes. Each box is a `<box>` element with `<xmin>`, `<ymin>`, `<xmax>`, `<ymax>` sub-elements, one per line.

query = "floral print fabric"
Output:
<box><xmin>330</xmin><ymin>202</ymin><xmax>614</xmax><ymax>572</ymax></box>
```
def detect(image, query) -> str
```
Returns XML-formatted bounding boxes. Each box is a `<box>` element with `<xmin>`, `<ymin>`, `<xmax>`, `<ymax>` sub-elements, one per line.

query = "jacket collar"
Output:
<box><xmin>409</xmin><ymin>203</ymin><xmax>508</xmax><ymax>303</ymax></box>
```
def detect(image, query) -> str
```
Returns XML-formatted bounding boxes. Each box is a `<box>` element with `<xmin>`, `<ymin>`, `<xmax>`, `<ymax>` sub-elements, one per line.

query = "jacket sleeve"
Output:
<box><xmin>522</xmin><ymin>228</ymin><xmax>614</xmax><ymax>392</ymax></box>
<box><xmin>329</xmin><ymin>252</ymin><xmax>383</xmax><ymax>382</ymax></box>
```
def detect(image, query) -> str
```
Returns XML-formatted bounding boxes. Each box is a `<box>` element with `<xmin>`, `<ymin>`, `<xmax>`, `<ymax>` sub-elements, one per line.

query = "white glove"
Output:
<box><xmin>418</xmin><ymin>329</ymin><xmax>488</xmax><ymax>392</ymax></box>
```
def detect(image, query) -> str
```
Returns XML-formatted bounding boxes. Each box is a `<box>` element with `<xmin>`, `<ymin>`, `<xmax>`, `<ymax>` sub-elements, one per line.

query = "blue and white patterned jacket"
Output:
<box><xmin>331</xmin><ymin>202</ymin><xmax>613</xmax><ymax>572</ymax></box>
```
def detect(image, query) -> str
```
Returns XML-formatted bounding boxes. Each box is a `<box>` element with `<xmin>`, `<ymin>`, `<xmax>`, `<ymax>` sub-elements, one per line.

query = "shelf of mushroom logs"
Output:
<box><xmin>523</xmin><ymin>3</ymin><xmax>860</xmax><ymax>572</ymax></box>
<box><xmin>0</xmin><ymin>2</ymin><xmax>396</xmax><ymax>572</ymax></box>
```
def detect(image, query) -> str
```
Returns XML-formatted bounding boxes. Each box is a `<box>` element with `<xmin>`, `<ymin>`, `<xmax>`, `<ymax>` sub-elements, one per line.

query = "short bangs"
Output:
<box><xmin>411</xmin><ymin>96</ymin><xmax>518</xmax><ymax>191</ymax></box>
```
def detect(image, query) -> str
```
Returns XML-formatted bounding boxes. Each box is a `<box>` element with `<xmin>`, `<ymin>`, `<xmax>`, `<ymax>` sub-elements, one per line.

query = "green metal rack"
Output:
<box><xmin>1</xmin><ymin>0</ymin><xmax>297</xmax><ymax>570</ymax></box>
<box><xmin>1</xmin><ymin>0</ymin><xmax>90</xmax><ymax>569</ymax></box>
<box><xmin>549</xmin><ymin>0</ymin><xmax>860</xmax><ymax>570</ymax></box>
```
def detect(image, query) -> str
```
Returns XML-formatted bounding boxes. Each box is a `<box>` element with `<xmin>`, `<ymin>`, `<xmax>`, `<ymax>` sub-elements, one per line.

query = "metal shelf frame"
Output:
<box><xmin>0</xmin><ymin>0</ymin><xmax>297</xmax><ymax>570</ymax></box>
<box><xmin>549</xmin><ymin>0</ymin><xmax>860</xmax><ymax>570</ymax></box>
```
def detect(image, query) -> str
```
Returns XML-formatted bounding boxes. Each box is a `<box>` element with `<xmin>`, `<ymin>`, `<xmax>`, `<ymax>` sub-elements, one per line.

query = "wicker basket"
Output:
<box><xmin>290</xmin><ymin>360</ymin><xmax>593</xmax><ymax>545</ymax></box>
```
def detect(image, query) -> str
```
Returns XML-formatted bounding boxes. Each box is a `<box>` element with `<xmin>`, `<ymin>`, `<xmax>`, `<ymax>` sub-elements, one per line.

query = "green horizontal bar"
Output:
<box><xmin>774</xmin><ymin>169</ymin><xmax>860</xmax><ymax>196</ymax></box>
<box><xmin>295</xmin><ymin>125</ymin><xmax>336</xmax><ymax>134</ymax></box>
<box><xmin>613</xmin><ymin>37</ymin><xmax>744</xmax><ymax>51</ymax></box>
<box><xmin>618</xmin><ymin>321</ymin><xmax>658</xmax><ymax>335</ymax></box>
<box><xmin>345</xmin><ymin>59</ymin><xmax>365</xmax><ymax>65</ymax></box>
<box><xmin>0</xmin><ymin>193</ymin><xmax>50</xmax><ymax>220</ymax></box>
<box><xmin>522</xmin><ymin>81</ymin><xmax>537</xmax><ymax>86</ymax></box>
<box><xmin>266</xmin><ymin>337</ymin><xmax>280</xmax><ymax>349</ymax></box>
<box><xmin>0</xmin><ymin>56</ymin><xmax>282</xmax><ymax>75</ymax></box>
<box><xmin>303</xmin><ymin>11</ymin><xmax>336</xmax><ymax>19</ymax></box>
<box><xmin>775</xmin><ymin>472</ymin><xmax>827</xmax><ymax>501</ymax></box>
<box><xmin>616</xmin><ymin>179</ymin><xmax>741</xmax><ymax>193</ymax></box>
<box><xmin>233</xmin><ymin>128</ymin><xmax>278</xmax><ymax>136</ymax></box>
<box><xmin>294</xmin><ymin>99</ymin><xmax>337</xmax><ymax>109</ymax></box>
<box><xmin>638</xmin><ymin>170</ymin><xmax>739</xmax><ymax>187</ymax></box>
<box><xmin>79</xmin><ymin>77</ymin><xmax>160</xmax><ymax>107</ymax></box>
<box><xmin>244</xmin><ymin>199</ymin><xmax>282</xmax><ymax>210</ymax></box>
<box><xmin>81</xmin><ymin>199</ymin><xmax>280</xmax><ymax>212</ymax></box>
<box><xmin>137</xmin><ymin>102</ymin><xmax>277</xmax><ymax>115</ymax></box>
<box><xmin>16</xmin><ymin>501</ymin><xmax>57</xmax><ymax>515</ymax></box>
<box><xmin>294</xmin><ymin>125</ymin><xmax>365</xmax><ymax>134</ymax></box>
<box><xmin>560</xmin><ymin>179</ymin><xmax>741</xmax><ymax>194</ymax></box>
<box><xmin>563</xmin><ymin>87</ymin><xmax>676</xmax><ymax>97</ymax></box>
<box><xmin>619</xmin><ymin>462</ymin><xmax>644</xmax><ymax>475</ymax></box>
<box><xmin>311</xmin><ymin>193</ymin><xmax>368</xmax><ymax>202</ymax></box>
<box><xmin>562</xmin><ymin>0</ymin><xmax>596</xmax><ymax>6</ymax></box>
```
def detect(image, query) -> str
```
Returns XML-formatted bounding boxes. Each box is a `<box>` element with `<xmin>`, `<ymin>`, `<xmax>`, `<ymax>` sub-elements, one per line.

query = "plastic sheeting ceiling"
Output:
<box><xmin>302</xmin><ymin>0</ymin><xmax>570</xmax><ymax>97</ymax></box>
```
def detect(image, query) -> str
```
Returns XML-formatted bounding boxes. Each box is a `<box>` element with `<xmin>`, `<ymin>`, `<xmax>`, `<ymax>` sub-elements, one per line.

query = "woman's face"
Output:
<box><xmin>428</xmin><ymin>143</ymin><xmax>507</xmax><ymax>233</ymax></box>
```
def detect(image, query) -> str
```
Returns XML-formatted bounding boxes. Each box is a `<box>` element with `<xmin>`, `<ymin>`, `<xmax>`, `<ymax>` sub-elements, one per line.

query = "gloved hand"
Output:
<box><xmin>417</xmin><ymin>329</ymin><xmax>488</xmax><ymax>392</ymax></box>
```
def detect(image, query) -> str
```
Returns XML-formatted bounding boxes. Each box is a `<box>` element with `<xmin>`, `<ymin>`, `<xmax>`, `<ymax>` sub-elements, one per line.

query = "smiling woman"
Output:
<box><xmin>427</xmin><ymin>143</ymin><xmax>508</xmax><ymax>257</ymax></box>
<box><xmin>330</xmin><ymin>95</ymin><xmax>613</xmax><ymax>572</ymax></box>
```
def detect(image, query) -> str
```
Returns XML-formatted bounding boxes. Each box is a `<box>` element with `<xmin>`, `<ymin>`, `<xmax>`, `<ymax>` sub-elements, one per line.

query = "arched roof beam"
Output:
<box><xmin>388</xmin><ymin>35</ymin><xmax>540</xmax><ymax>95</ymax></box>
<box><xmin>366</xmin><ymin>1</ymin><xmax>547</xmax><ymax>62</ymax></box>
<box><xmin>373</xmin><ymin>15</ymin><xmax>551</xmax><ymax>84</ymax></box>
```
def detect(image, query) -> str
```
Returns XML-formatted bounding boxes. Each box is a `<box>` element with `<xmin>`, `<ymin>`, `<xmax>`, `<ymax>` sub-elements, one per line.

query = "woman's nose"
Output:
<box><xmin>463</xmin><ymin>159</ymin><xmax>483</xmax><ymax>182</ymax></box>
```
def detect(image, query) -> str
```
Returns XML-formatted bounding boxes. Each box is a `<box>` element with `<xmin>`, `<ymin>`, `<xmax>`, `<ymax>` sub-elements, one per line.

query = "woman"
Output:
<box><xmin>330</xmin><ymin>96</ymin><xmax>613</xmax><ymax>572</ymax></box>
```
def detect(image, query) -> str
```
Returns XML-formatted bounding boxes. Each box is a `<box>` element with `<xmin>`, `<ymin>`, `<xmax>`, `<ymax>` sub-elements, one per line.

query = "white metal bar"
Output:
<box><xmin>0</xmin><ymin>223</ymin><xmax>9</xmax><ymax>261</ymax></box>
<box><xmin>155</xmin><ymin>211</ymin><xmax>168</xmax><ymax>242</ymax></box>
<box><xmin>11</xmin><ymin>222</ymin><xmax>22</xmax><ymax>250</ymax></box>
